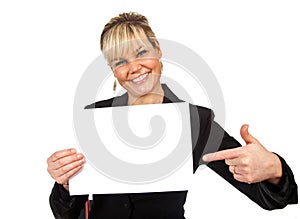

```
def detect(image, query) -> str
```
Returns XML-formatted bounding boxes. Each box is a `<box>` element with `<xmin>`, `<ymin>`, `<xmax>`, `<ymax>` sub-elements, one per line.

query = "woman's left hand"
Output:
<box><xmin>202</xmin><ymin>124</ymin><xmax>282</xmax><ymax>185</ymax></box>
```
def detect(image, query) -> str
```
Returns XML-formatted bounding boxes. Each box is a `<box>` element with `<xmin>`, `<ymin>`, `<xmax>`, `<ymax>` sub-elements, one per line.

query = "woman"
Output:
<box><xmin>47</xmin><ymin>12</ymin><xmax>298</xmax><ymax>219</ymax></box>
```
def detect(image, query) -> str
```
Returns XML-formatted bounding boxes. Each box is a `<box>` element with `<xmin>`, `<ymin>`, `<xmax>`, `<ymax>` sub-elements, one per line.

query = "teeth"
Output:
<box><xmin>132</xmin><ymin>74</ymin><xmax>148</xmax><ymax>83</ymax></box>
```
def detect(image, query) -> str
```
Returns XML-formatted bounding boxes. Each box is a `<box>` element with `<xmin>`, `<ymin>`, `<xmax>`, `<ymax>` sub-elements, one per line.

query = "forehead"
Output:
<box><xmin>104</xmin><ymin>32</ymin><xmax>155</xmax><ymax>62</ymax></box>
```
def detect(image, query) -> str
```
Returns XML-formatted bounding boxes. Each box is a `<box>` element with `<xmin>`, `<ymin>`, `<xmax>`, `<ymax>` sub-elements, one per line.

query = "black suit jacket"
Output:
<box><xmin>50</xmin><ymin>84</ymin><xmax>298</xmax><ymax>219</ymax></box>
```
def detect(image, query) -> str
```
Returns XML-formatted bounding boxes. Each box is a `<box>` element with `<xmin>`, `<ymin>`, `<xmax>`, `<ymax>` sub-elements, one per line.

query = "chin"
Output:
<box><xmin>128</xmin><ymin>84</ymin><xmax>154</xmax><ymax>97</ymax></box>
<box><xmin>127</xmin><ymin>77</ymin><xmax>161</xmax><ymax>98</ymax></box>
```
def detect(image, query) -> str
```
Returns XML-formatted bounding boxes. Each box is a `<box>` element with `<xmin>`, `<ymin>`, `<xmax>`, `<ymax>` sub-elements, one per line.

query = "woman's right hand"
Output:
<box><xmin>47</xmin><ymin>148</ymin><xmax>85</xmax><ymax>189</ymax></box>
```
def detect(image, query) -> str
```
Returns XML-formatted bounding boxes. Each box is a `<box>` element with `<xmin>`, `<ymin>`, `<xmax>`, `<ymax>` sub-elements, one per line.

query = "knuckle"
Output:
<box><xmin>72</xmin><ymin>154</ymin><xmax>79</xmax><ymax>161</ymax></box>
<box><xmin>233</xmin><ymin>174</ymin><xmax>241</xmax><ymax>181</ymax></box>
<box><xmin>47</xmin><ymin>167</ymin><xmax>51</xmax><ymax>174</ymax></box>
<box><xmin>243</xmin><ymin>167</ymin><xmax>250</xmax><ymax>174</ymax></box>
<box><xmin>240</xmin><ymin>148</ymin><xmax>247</xmax><ymax>156</ymax></box>
<box><xmin>245</xmin><ymin>175</ymin><xmax>253</xmax><ymax>183</ymax></box>
<box><xmin>57</xmin><ymin>158</ymin><xmax>65</xmax><ymax>166</ymax></box>
<box><xmin>241</xmin><ymin>158</ymin><xmax>249</xmax><ymax>166</ymax></box>
<box><xmin>60</xmin><ymin>165</ymin><xmax>68</xmax><ymax>173</ymax></box>
<box><xmin>52</xmin><ymin>152</ymin><xmax>60</xmax><ymax>160</ymax></box>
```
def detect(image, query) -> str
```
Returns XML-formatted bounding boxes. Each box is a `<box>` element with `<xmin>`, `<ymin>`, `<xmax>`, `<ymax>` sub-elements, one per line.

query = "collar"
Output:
<box><xmin>112</xmin><ymin>84</ymin><xmax>183</xmax><ymax>107</ymax></box>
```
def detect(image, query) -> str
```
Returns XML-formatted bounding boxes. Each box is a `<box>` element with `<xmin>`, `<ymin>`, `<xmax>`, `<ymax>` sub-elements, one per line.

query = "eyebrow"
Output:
<box><xmin>110</xmin><ymin>46</ymin><xmax>145</xmax><ymax>62</ymax></box>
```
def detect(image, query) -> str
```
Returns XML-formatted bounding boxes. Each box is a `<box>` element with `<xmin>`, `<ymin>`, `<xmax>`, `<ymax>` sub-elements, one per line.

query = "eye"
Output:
<box><xmin>136</xmin><ymin>49</ymin><xmax>148</xmax><ymax>58</ymax></box>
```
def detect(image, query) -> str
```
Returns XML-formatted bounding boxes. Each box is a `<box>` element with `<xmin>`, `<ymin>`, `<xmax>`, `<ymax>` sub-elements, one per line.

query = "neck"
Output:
<box><xmin>128</xmin><ymin>84</ymin><xmax>164</xmax><ymax>106</ymax></box>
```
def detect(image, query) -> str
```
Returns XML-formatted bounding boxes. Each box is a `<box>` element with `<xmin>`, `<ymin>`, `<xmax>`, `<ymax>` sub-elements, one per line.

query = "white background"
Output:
<box><xmin>0</xmin><ymin>0</ymin><xmax>299</xmax><ymax>218</ymax></box>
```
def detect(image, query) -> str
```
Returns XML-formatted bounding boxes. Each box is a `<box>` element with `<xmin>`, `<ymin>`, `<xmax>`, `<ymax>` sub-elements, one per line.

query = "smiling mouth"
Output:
<box><xmin>131</xmin><ymin>73</ymin><xmax>149</xmax><ymax>84</ymax></box>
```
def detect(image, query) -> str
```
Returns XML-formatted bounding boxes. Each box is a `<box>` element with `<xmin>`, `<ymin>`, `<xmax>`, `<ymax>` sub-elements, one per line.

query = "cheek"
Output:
<box><xmin>114</xmin><ymin>70</ymin><xmax>127</xmax><ymax>84</ymax></box>
<box><xmin>144</xmin><ymin>59</ymin><xmax>161</xmax><ymax>72</ymax></box>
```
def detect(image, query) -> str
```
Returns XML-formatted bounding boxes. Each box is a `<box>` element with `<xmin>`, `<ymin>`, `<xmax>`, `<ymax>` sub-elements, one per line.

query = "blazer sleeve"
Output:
<box><xmin>49</xmin><ymin>182</ymin><xmax>87</xmax><ymax>219</ymax></box>
<box><xmin>192</xmin><ymin>106</ymin><xmax>298</xmax><ymax>210</ymax></box>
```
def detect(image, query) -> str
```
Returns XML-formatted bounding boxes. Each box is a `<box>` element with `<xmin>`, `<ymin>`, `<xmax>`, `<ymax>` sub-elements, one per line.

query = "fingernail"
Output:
<box><xmin>202</xmin><ymin>154</ymin><xmax>209</xmax><ymax>162</ymax></box>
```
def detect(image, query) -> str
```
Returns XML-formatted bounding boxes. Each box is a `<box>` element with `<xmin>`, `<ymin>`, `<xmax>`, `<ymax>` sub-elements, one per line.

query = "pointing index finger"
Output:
<box><xmin>202</xmin><ymin>147</ymin><xmax>242</xmax><ymax>162</ymax></box>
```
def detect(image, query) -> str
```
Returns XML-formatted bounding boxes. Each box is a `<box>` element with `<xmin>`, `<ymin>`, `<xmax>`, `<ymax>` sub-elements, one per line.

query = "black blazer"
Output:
<box><xmin>50</xmin><ymin>84</ymin><xmax>298</xmax><ymax>219</ymax></box>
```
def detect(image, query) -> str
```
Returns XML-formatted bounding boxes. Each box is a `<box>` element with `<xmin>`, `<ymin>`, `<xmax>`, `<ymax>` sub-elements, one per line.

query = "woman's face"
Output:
<box><xmin>109</xmin><ymin>37</ymin><xmax>162</xmax><ymax>98</ymax></box>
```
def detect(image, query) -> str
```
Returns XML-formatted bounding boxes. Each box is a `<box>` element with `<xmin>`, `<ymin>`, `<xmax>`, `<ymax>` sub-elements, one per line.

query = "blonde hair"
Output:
<box><xmin>100</xmin><ymin>12</ymin><xmax>159</xmax><ymax>63</ymax></box>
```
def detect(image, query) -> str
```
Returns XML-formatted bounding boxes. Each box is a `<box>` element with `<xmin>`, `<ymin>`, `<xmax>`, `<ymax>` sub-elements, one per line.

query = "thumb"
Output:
<box><xmin>240</xmin><ymin>124</ymin><xmax>256</xmax><ymax>144</ymax></box>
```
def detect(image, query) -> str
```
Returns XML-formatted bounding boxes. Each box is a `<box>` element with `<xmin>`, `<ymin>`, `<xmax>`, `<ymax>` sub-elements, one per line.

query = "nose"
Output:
<box><xmin>128</xmin><ymin>59</ymin><xmax>142</xmax><ymax>74</ymax></box>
